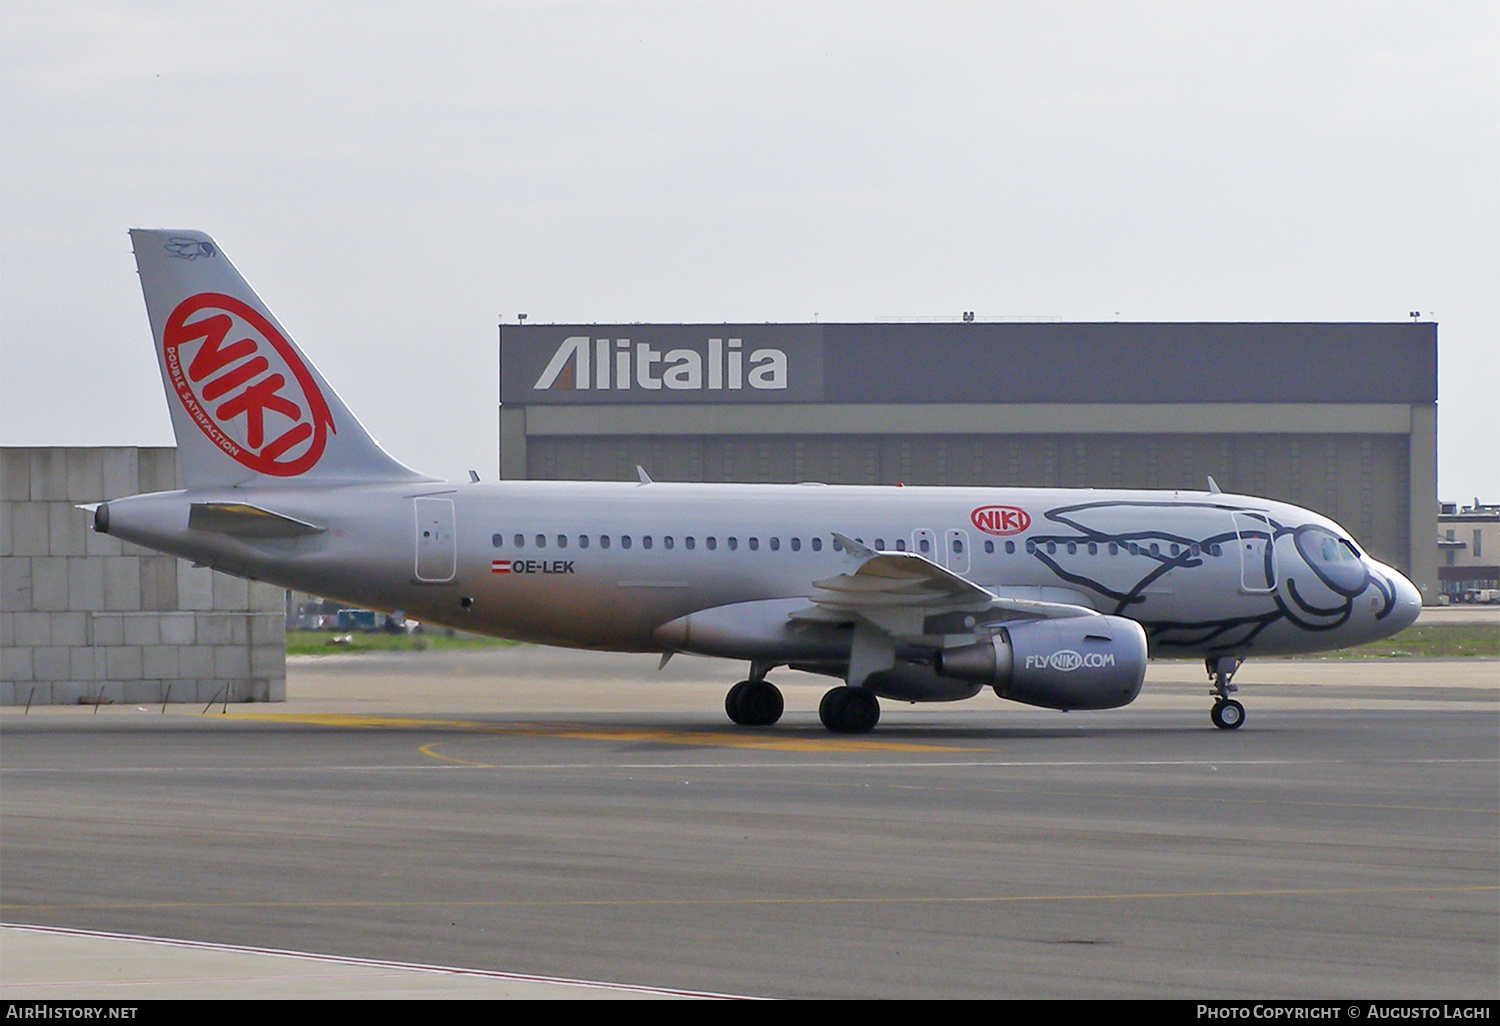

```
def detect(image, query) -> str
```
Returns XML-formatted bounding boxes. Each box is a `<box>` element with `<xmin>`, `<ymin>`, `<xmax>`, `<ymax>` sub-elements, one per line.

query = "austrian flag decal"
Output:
<box><xmin>491</xmin><ymin>560</ymin><xmax>511</xmax><ymax>574</ymax></box>
<box><xmin>162</xmin><ymin>293</ymin><xmax>335</xmax><ymax>476</ymax></box>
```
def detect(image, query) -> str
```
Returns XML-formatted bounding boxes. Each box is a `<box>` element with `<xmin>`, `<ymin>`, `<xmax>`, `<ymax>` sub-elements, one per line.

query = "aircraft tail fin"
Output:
<box><xmin>130</xmin><ymin>229</ymin><xmax>428</xmax><ymax>490</ymax></box>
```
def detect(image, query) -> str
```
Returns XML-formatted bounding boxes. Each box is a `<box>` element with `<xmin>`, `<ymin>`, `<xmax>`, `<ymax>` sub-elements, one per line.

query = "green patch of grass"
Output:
<box><xmin>286</xmin><ymin>630</ymin><xmax>519</xmax><ymax>656</ymax></box>
<box><xmin>1301</xmin><ymin>623</ymin><xmax>1500</xmax><ymax>660</ymax></box>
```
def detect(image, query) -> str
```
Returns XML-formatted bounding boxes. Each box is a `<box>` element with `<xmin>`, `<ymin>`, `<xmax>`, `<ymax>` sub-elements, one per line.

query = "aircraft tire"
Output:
<box><xmin>819</xmin><ymin>686</ymin><xmax>880</xmax><ymax>734</ymax></box>
<box><xmin>739</xmin><ymin>680</ymin><xmax>784</xmax><ymax>726</ymax></box>
<box><xmin>1211</xmin><ymin>699</ymin><xmax>1246</xmax><ymax>730</ymax></box>
<box><xmin>817</xmin><ymin>688</ymin><xmax>841</xmax><ymax>730</ymax></box>
<box><xmin>725</xmin><ymin>681</ymin><xmax>752</xmax><ymax>724</ymax></box>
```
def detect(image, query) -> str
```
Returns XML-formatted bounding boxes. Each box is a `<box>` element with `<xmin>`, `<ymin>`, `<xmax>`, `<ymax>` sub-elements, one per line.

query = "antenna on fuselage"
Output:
<box><xmin>636</xmin><ymin>465</ymin><xmax>653</xmax><ymax>485</ymax></box>
<box><xmin>1206</xmin><ymin>475</ymin><xmax>1222</xmax><ymax>494</ymax></box>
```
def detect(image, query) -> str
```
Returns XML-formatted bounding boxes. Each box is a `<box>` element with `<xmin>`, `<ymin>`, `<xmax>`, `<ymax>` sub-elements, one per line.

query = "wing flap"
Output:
<box><xmin>808</xmin><ymin>538</ymin><xmax>1102</xmax><ymax>638</ymax></box>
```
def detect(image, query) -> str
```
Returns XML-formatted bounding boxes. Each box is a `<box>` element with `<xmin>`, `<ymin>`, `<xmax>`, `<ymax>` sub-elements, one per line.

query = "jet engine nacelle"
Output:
<box><xmin>935</xmin><ymin>615</ymin><xmax>1148</xmax><ymax>710</ymax></box>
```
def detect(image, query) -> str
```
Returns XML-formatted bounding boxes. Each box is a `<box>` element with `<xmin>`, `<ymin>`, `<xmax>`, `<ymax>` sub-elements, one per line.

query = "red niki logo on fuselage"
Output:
<box><xmin>970</xmin><ymin>505</ymin><xmax>1031</xmax><ymax>536</ymax></box>
<box><xmin>163</xmin><ymin>293</ymin><xmax>335</xmax><ymax>476</ymax></box>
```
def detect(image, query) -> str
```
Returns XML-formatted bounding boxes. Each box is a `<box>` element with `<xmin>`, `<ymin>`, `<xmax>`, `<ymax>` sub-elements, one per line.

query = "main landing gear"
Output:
<box><xmin>1207</xmin><ymin>655</ymin><xmax>1245</xmax><ymax>730</ymax></box>
<box><xmin>722</xmin><ymin>672</ymin><xmax>882</xmax><ymax>734</ymax></box>
<box><xmin>725</xmin><ymin>675</ymin><xmax>784</xmax><ymax>727</ymax></box>
<box><xmin>818</xmin><ymin>686</ymin><xmax>880</xmax><ymax>734</ymax></box>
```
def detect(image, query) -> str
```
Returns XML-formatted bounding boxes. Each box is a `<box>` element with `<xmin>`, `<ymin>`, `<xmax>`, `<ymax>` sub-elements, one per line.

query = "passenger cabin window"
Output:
<box><xmin>643</xmin><ymin>536</ymin><xmax>653</xmax><ymax>550</ymax></box>
<box><xmin>791</xmin><ymin>538</ymin><xmax>801</xmax><ymax>551</ymax></box>
<box><xmin>557</xmin><ymin>535</ymin><xmax>568</xmax><ymax>549</ymax></box>
<box><xmin>953</xmin><ymin>538</ymin><xmax>964</xmax><ymax>554</ymax></box>
<box><xmin>579</xmin><ymin>535</ymin><xmax>590</xmax><ymax>549</ymax></box>
<box><xmin>727</xmin><ymin>537</ymin><xmax>738</xmax><ymax>551</ymax></box>
<box><xmin>685</xmin><ymin>537</ymin><xmax>695</xmax><ymax>550</ymax></box>
<box><xmin>664</xmin><ymin>536</ymin><xmax>674</xmax><ymax>550</ymax></box>
<box><xmin>812</xmin><ymin>537</ymin><xmax>823</xmax><ymax>551</ymax></box>
<box><xmin>535</xmin><ymin>534</ymin><xmax>546</xmax><ymax>549</ymax></box>
<box><xmin>514</xmin><ymin>534</ymin><xmax>525</xmax><ymax>548</ymax></box>
<box><xmin>492</xmin><ymin>534</ymin><xmax>503</xmax><ymax>548</ymax></box>
<box><xmin>984</xmin><ymin>540</ymin><xmax>994</xmax><ymax>553</ymax></box>
<box><xmin>706</xmin><ymin>537</ymin><xmax>717</xmax><ymax>550</ymax></box>
<box><xmin>599</xmin><ymin>535</ymin><xmax>610</xmax><ymax>549</ymax></box>
<box><xmin>895</xmin><ymin>539</ymin><xmax>907</xmax><ymax>552</ymax></box>
<box><xmin>1005</xmin><ymin>541</ymin><xmax>1015</xmax><ymax>554</ymax></box>
<box><xmin>770</xmin><ymin>537</ymin><xmax>781</xmax><ymax>551</ymax></box>
<box><xmin>749</xmin><ymin>537</ymin><xmax>759</xmax><ymax>551</ymax></box>
<box><xmin>919</xmin><ymin>538</ymin><xmax>931</xmax><ymax>554</ymax></box>
<box><xmin>621</xmin><ymin>535</ymin><xmax>632</xmax><ymax>549</ymax></box>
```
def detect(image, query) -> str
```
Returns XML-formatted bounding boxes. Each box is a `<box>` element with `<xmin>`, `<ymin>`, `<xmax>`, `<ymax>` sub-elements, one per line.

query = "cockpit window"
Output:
<box><xmin>1294</xmin><ymin>526</ymin><xmax>1367</xmax><ymax>595</ymax></box>
<box><xmin>1304</xmin><ymin>533</ymin><xmax>1360</xmax><ymax>563</ymax></box>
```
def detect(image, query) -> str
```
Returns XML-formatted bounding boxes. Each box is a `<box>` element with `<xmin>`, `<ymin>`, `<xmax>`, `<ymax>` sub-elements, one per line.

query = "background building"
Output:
<box><xmin>1</xmin><ymin>447</ymin><xmax>285</xmax><ymax>705</ymax></box>
<box><xmin>500</xmin><ymin>321</ymin><xmax>1438</xmax><ymax>599</ymax></box>
<box><xmin>1438</xmin><ymin>499</ymin><xmax>1500</xmax><ymax>600</ymax></box>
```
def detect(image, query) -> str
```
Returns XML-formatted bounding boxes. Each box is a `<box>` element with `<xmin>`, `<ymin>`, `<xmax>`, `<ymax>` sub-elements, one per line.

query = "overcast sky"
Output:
<box><xmin>2</xmin><ymin>1</ymin><xmax>1495</xmax><ymax>501</ymax></box>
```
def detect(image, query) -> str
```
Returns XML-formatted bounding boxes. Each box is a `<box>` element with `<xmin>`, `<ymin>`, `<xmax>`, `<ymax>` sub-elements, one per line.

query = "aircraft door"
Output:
<box><xmin>944</xmin><ymin>528</ymin><xmax>971</xmax><ymax>575</ymax></box>
<box><xmin>414</xmin><ymin>497</ymin><xmax>457</xmax><ymax>583</ymax></box>
<box><xmin>1230</xmin><ymin>511</ymin><xmax>1276</xmax><ymax>593</ymax></box>
<box><xmin>911</xmin><ymin>529</ymin><xmax>936</xmax><ymax>561</ymax></box>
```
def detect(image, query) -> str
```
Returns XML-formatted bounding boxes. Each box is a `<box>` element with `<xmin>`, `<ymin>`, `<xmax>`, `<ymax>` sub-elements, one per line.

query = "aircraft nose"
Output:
<box><xmin>1386</xmin><ymin>569</ymin><xmax>1422</xmax><ymax>632</ymax></box>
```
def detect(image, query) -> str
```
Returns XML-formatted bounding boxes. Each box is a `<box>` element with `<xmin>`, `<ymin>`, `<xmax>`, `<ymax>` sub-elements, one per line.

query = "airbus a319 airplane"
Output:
<box><xmin>93</xmin><ymin>229</ymin><xmax>1422</xmax><ymax>733</ymax></box>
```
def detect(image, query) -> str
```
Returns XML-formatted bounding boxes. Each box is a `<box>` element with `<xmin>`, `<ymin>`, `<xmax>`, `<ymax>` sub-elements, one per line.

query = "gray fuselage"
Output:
<box><xmin>99</xmin><ymin>479</ymin><xmax>1421</xmax><ymax>662</ymax></box>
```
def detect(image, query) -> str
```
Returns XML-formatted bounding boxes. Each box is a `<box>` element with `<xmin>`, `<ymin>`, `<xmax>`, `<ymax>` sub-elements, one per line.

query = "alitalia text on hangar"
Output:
<box><xmin>534</xmin><ymin>336</ymin><xmax>789</xmax><ymax>392</ymax></box>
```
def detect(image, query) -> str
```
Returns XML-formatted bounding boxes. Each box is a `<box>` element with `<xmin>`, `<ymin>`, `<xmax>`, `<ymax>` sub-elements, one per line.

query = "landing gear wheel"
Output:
<box><xmin>725</xmin><ymin>681</ymin><xmax>751</xmax><ymax>723</ymax></box>
<box><xmin>1206</xmin><ymin>656</ymin><xmax>1245</xmax><ymax>731</ymax></box>
<box><xmin>1211</xmin><ymin>699</ymin><xmax>1245</xmax><ymax>730</ymax></box>
<box><xmin>818</xmin><ymin>687</ymin><xmax>880</xmax><ymax>734</ymax></box>
<box><xmin>726</xmin><ymin>680</ymin><xmax>783</xmax><ymax>726</ymax></box>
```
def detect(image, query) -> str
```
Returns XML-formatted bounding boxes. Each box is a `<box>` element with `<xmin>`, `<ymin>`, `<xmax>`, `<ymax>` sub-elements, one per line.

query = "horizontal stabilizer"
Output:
<box><xmin>188</xmin><ymin>502</ymin><xmax>326</xmax><ymax>538</ymax></box>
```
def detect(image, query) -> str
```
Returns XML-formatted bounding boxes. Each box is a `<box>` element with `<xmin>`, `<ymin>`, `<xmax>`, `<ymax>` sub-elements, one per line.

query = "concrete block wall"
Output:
<box><xmin>1</xmin><ymin>447</ymin><xmax>286</xmax><ymax>704</ymax></box>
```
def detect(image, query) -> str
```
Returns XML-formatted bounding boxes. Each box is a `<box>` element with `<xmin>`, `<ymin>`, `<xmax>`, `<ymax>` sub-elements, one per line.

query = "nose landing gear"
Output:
<box><xmin>1207</xmin><ymin>655</ymin><xmax>1245</xmax><ymax>730</ymax></box>
<box><xmin>1210</xmin><ymin>697</ymin><xmax>1245</xmax><ymax>729</ymax></box>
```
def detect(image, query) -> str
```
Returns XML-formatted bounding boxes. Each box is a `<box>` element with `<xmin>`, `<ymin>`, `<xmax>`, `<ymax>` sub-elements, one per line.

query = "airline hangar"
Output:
<box><xmin>499</xmin><ymin>322</ymin><xmax>1438</xmax><ymax>600</ymax></box>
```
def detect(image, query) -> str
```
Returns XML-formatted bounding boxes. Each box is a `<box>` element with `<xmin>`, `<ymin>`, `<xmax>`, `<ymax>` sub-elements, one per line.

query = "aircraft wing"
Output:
<box><xmin>799</xmin><ymin>533</ymin><xmax>1100</xmax><ymax>639</ymax></box>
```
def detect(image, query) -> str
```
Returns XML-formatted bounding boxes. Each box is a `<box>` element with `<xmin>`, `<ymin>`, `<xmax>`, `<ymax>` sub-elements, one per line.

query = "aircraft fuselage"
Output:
<box><xmin>100</xmin><ymin>479</ymin><xmax>1418</xmax><ymax>661</ymax></box>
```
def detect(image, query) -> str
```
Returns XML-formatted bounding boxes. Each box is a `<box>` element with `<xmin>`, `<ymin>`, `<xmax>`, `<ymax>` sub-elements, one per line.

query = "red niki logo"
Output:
<box><xmin>163</xmin><ymin>293</ymin><xmax>334</xmax><ymax>476</ymax></box>
<box><xmin>970</xmin><ymin>505</ymin><xmax>1031</xmax><ymax>536</ymax></box>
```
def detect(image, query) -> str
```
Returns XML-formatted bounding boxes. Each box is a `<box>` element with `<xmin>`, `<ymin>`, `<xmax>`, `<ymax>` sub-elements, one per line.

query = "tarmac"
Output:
<box><xmin>2</xmin><ymin>609</ymin><xmax>1495</xmax><ymax>999</ymax></box>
